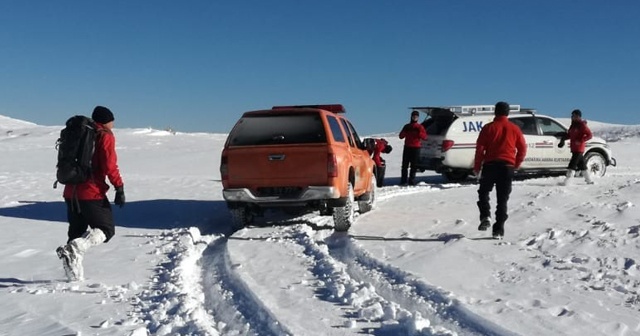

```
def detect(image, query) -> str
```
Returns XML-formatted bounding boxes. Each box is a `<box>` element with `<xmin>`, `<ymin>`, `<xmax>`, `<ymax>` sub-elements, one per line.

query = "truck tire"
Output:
<box><xmin>333</xmin><ymin>183</ymin><xmax>355</xmax><ymax>232</ymax></box>
<box><xmin>358</xmin><ymin>178</ymin><xmax>377</xmax><ymax>214</ymax></box>
<box><xmin>229</xmin><ymin>207</ymin><xmax>253</xmax><ymax>230</ymax></box>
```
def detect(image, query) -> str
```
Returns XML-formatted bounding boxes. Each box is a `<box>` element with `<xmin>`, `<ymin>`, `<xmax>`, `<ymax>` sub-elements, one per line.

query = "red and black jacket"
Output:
<box><xmin>399</xmin><ymin>121</ymin><xmax>427</xmax><ymax>148</ymax></box>
<box><xmin>63</xmin><ymin>123</ymin><xmax>124</xmax><ymax>200</ymax></box>
<box><xmin>474</xmin><ymin>116</ymin><xmax>527</xmax><ymax>172</ymax></box>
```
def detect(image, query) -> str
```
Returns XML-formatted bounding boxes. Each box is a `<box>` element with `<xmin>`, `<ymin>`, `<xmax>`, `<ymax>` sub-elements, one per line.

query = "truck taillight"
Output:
<box><xmin>442</xmin><ymin>140</ymin><xmax>455</xmax><ymax>152</ymax></box>
<box><xmin>220</xmin><ymin>155</ymin><xmax>228</xmax><ymax>180</ymax></box>
<box><xmin>327</xmin><ymin>153</ymin><xmax>338</xmax><ymax>177</ymax></box>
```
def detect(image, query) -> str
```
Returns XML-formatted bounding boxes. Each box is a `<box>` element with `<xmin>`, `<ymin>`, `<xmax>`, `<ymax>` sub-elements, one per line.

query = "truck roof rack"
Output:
<box><xmin>272</xmin><ymin>104</ymin><xmax>345</xmax><ymax>114</ymax></box>
<box><xmin>410</xmin><ymin>105</ymin><xmax>535</xmax><ymax>116</ymax></box>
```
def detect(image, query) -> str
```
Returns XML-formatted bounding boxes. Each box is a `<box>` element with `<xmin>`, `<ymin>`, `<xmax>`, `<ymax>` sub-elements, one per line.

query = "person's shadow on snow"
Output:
<box><xmin>0</xmin><ymin>199</ymin><xmax>232</xmax><ymax>235</ymax></box>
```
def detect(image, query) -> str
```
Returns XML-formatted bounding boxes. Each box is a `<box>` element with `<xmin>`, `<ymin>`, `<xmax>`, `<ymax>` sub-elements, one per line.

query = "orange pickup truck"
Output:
<box><xmin>220</xmin><ymin>104</ymin><xmax>377</xmax><ymax>231</ymax></box>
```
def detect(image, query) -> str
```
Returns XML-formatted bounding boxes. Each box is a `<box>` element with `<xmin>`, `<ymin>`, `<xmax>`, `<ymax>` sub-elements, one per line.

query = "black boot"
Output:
<box><xmin>478</xmin><ymin>218</ymin><xmax>491</xmax><ymax>231</ymax></box>
<box><xmin>492</xmin><ymin>223</ymin><xmax>505</xmax><ymax>239</ymax></box>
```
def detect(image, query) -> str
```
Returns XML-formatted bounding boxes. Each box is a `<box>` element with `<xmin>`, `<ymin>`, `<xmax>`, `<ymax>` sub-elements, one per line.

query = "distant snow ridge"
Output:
<box><xmin>592</xmin><ymin>125</ymin><xmax>640</xmax><ymax>142</ymax></box>
<box><xmin>0</xmin><ymin>114</ymin><xmax>37</xmax><ymax>129</ymax></box>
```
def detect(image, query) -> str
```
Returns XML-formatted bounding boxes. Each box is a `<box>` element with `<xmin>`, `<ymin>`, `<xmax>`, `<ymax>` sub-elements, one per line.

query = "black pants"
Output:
<box><xmin>477</xmin><ymin>162</ymin><xmax>514</xmax><ymax>227</ymax></box>
<box><xmin>376</xmin><ymin>162</ymin><xmax>386</xmax><ymax>187</ymax></box>
<box><xmin>66</xmin><ymin>198</ymin><xmax>115</xmax><ymax>243</ymax></box>
<box><xmin>567</xmin><ymin>152</ymin><xmax>587</xmax><ymax>171</ymax></box>
<box><xmin>401</xmin><ymin>146</ymin><xmax>420</xmax><ymax>185</ymax></box>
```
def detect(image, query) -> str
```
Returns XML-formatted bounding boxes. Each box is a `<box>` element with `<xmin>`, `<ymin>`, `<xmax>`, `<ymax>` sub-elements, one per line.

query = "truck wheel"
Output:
<box><xmin>444</xmin><ymin>170</ymin><xmax>469</xmax><ymax>182</ymax></box>
<box><xmin>584</xmin><ymin>152</ymin><xmax>607</xmax><ymax>178</ymax></box>
<box><xmin>358</xmin><ymin>178</ymin><xmax>377</xmax><ymax>214</ymax></box>
<box><xmin>229</xmin><ymin>207</ymin><xmax>253</xmax><ymax>230</ymax></box>
<box><xmin>333</xmin><ymin>183</ymin><xmax>355</xmax><ymax>232</ymax></box>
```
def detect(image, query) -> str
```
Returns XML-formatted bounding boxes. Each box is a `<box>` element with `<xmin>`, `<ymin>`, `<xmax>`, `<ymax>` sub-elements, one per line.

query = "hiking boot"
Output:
<box><xmin>56</xmin><ymin>246</ymin><xmax>73</xmax><ymax>280</ymax></box>
<box><xmin>492</xmin><ymin>224</ymin><xmax>505</xmax><ymax>239</ymax></box>
<box><xmin>478</xmin><ymin>218</ymin><xmax>491</xmax><ymax>231</ymax></box>
<box><xmin>56</xmin><ymin>244</ymin><xmax>83</xmax><ymax>281</ymax></box>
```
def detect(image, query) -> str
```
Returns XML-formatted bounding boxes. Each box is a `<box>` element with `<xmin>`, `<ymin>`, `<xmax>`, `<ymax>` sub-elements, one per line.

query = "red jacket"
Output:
<box><xmin>372</xmin><ymin>139</ymin><xmax>387</xmax><ymax>166</ymax></box>
<box><xmin>63</xmin><ymin>124</ymin><xmax>124</xmax><ymax>200</ymax></box>
<box><xmin>474</xmin><ymin>116</ymin><xmax>527</xmax><ymax>172</ymax></box>
<box><xmin>567</xmin><ymin>120</ymin><xmax>592</xmax><ymax>153</ymax></box>
<box><xmin>399</xmin><ymin>121</ymin><xmax>427</xmax><ymax>148</ymax></box>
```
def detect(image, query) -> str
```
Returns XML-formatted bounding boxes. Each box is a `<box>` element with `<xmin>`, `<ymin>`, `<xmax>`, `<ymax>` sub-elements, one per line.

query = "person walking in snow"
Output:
<box><xmin>473</xmin><ymin>102</ymin><xmax>527</xmax><ymax>239</ymax></box>
<box><xmin>558</xmin><ymin>109</ymin><xmax>594</xmax><ymax>185</ymax></box>
<box><xmin>56</xmin><ymin>106</ymin><xmax>125</xmax><ymax>281</ymax></box>
<box><xmin>399</xmin><ymin>110</ymin><xmax>427</xmax><ymax>185</ymax></box>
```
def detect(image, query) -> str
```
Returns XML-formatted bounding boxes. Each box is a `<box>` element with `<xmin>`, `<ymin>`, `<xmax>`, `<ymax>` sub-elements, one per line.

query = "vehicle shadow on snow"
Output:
<box><xmin>0</xmin><ymin>199</ymin><xmax>233</xmax><ymax>235</ymax></box>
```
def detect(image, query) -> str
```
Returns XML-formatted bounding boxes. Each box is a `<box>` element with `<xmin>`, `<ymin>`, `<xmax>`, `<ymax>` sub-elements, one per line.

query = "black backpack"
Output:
<box><xmin>54</xmin><ymin>115</ymin><xmax>98</xmax><ymax>187</ymax></box>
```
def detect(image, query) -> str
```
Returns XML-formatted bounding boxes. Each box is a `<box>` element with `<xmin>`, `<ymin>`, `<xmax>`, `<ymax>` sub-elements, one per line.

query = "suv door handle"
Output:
<box><xmin>269</xmin><ymin>154</ymin><xmax>286</xmax><ymax>161</ymax></box>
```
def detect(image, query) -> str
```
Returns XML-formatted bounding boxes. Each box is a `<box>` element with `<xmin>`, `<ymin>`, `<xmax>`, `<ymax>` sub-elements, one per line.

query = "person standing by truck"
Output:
<box><xmin>558</xmin><ymin>109</ymin><xmax>594</xmax><ymax>185</ymax></box>
<box><xmin>473</xmin><ymin>102</ymin><xmax>527</xmax><ymax>239</ymax></box>
<box><xmin>399</xmin><ymin>110</ymin><xmax>427</xmax><ymax>185</ymax></box>
<box><xmin>366</xmin><ymin>138</ymin><xmax>393</xmax><ymax>187</ymax></box>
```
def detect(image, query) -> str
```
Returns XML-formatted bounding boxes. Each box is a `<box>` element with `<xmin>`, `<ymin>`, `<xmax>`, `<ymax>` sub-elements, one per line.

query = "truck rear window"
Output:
<box><xmin>228</xmin><ymin>114</ymin><xmax>327</xmax><ymax>146</ymax></box>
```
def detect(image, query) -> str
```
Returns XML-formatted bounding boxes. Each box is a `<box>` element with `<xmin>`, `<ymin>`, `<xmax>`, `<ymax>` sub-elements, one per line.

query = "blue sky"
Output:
<box><xmin>1</xmin><ymin>1</ymin><xmax>639</xmax><ymax>134</ymax></box>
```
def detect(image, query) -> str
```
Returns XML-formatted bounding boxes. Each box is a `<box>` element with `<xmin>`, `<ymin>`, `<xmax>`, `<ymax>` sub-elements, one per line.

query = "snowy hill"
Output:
<box><xmin>1</xmin><ymin>114</ymin><xmax>640</xmax><ymax>335</ymax></box>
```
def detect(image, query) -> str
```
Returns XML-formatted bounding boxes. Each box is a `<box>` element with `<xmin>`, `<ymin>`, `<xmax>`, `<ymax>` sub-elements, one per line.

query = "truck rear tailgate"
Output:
<box><xmin>226</xmin><ymin>144</ymin><xmax>329</xmax><ymax>187</ymax></box>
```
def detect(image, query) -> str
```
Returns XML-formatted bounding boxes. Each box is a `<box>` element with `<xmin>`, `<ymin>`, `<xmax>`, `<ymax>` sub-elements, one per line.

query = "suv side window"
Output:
<box><xmin>339</xmin><ymin>119</ymin><xmax>355</xmax><ymax>147</ymax></box>
<box><xmin>537</xmin><ymin>117</ymin><xmax>566</xmax><ymax>136</ymax></box>
<box><xmin>511</xmin><ymin>117</ymin><xmax>539</xmax><ymax>135</ymax></box>
<box><xmin>229</xmin><ymin>114</ymin><xmax>327</xmax><ymax>146</ymax></box>
<box><xmin>326</xmin><ymin>115</ymin><xmax>346</xmax><ymax>143</ymax></box>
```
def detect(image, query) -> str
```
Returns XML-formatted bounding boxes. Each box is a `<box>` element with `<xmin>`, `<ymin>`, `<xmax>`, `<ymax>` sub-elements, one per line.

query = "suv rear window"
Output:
<box><xmin>422</xmin><ymin>114</ymin><xmax>455</xmax><ymax>135</ymax></box>
<box><xmin>228</xmin><ymin>113</ymin><xmax>327</xmax><ymax>146</ymax></box>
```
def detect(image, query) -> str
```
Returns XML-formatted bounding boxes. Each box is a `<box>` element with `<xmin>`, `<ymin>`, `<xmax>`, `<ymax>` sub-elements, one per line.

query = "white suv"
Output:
<box><xmin>412</xmin><ymin>105</ymin><xmax>617</xmax><ymax>182</ymax></box>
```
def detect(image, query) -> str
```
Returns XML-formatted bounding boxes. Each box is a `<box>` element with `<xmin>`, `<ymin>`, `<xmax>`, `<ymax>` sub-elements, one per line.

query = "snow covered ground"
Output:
<box><xmin>1</xmin><ymin>114</ymin><xmax>639</xmax><ymax>336</ymax></box>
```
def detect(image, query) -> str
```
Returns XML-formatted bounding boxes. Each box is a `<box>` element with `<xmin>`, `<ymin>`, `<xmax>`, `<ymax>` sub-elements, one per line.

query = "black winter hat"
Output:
<box><xmin>571</xmin><ymin>109</ymin><xmax>582</xmax><ymax>117</ymax></box>
<box><xmin>411</xmin><ymin>110</ymin><xmax>420</xmax><ymax>117</ymax></box>
<box><xmin>494</xmin><ymin>101</ymin><xmax>510</xmax><ymax>116</ymax></box>
<box><xmin>92</xmin><ymin>106</ymin><xmax>114</xmax><ymax>124</ymax></box>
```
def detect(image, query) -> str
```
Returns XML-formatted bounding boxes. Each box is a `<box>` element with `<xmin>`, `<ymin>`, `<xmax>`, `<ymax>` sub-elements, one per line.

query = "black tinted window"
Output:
<box><xmin>537</xmin><ymin>117</ymin><xmax>566</xmax><ymax>136</ymax></box>
<box><xmin>339</xmin><ymin>119</ymin><xmax>355</xmax><ymax>147</ymax></box>
<box><xmin>228</xmin><ymin>114</ymin><xmax>327</xmax><ymax>146</ymax></box>
<box><xmin>346</xmin><ymin>121</ymin><xmax>365</xmax><ymax>149</ymax></box>
<box><xmin>327</xmin><ymin>115</ymin><xmax>346</xmax><ymax>143</ymax></box>
<box><xmin>422</xmin><ymin>115</ymin><xmax>455</xmax><ymax>135</ymax></box>
<box><xmin>510</xmin><ymin>117</ymin><xmax>538</xmax><ymax>135</ymax></box>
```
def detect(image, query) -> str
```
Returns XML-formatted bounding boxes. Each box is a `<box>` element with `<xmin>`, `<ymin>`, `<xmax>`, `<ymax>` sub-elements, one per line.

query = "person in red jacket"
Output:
<box><xmin>56</xmin><ymin>106</ymin><xmax>125</xmax><ymax>281</ymax></box>
<box><xmin>473</xmin><ymin>102</ymin><xmax>527</xmax><ymax>238</ymax></box>
<box><xmin>399</xmin><ymin>110</ymin><xmax>427</xmax><ymax>185</ymax></box>
<box><xmin>367</xmin><ymin>138</ymin><xmax>393</xmax><ymax>187</ymax></box>
<box><xmin>559</xmin><ymin>109</ymin><xmax>594</xmax><ymax>185</ymax></box>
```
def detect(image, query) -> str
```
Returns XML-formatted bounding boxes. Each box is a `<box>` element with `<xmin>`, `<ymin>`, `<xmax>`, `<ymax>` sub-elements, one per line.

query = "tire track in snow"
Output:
<box><xmin>285</xmin><ymin>223</ymin><xmax>518</xmax><ymax>335</ymax></box>
<box><xmin>200</xmin><ymin>236</ymin><xmax>293</xmax><ymax>336</ymax></box>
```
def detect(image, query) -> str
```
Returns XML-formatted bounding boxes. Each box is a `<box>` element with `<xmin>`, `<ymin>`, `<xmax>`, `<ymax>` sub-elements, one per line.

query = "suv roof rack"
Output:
<box><xmin>410</xmin><ymin>105</ymin><xmax>536</xmax><ymax>116</ymax></box>
<box><xmin>272</xmin><ymin>104</ymin><xmax>345</xmax><ymax>114</ymax></box>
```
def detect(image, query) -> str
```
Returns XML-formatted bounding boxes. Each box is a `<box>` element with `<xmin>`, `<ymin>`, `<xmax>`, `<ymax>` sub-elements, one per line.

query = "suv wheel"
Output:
<box><xmin>444</xmin><ymin>170</ymin><xmax>469</xmax><ymax>182</ymax></box>
<box><xmin>229</xmin><ymin>207</ymin><xmax>253</xmax><ymax>230</ymax></box>
<box><xmin>584</xmin><ymin>152</ymin><xmax>607</xmax><ymax>178</ymax></box>
<box><xmin>333</xmin><ymin>183</ymin><xmax>355</xmax><ymax>232</ymax></box>
<box><xmin>358</xmin><ymin>178</ymin><xmax>377</xmax><ymax>213</ymax></box>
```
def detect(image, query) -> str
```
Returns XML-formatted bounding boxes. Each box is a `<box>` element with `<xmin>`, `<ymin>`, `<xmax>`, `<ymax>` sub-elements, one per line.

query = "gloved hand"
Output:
<box><xmin>114</xmin><ymin>186</ymin><xmax>125</xmax><ymax>208</ymax></box>
<box><xmin>558</xmin><ymin>141</ymin><xmax>565</xmax><ymax>148</ymax></box>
